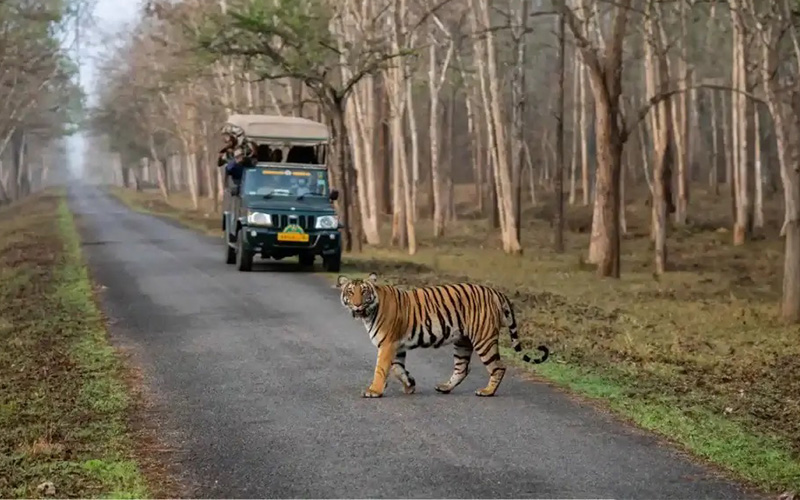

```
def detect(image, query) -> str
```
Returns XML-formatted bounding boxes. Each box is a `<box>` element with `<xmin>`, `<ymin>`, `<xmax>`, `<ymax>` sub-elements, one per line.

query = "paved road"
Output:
<box><xmin>68</xmin><ymin>183</ymin><xmax>757</xmax><ymax>499</ymax></box>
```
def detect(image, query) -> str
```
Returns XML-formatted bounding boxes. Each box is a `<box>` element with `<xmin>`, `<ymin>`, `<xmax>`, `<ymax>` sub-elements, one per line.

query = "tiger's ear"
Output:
<box><xmin>336</xmin><ymin>275</ymin><xmax>350</xmax><ymax>288</ymax></box>
<box><xmin>367</xmin><ymin>272</ymin><xmax>378</xmax><ymax>284</ymax></box>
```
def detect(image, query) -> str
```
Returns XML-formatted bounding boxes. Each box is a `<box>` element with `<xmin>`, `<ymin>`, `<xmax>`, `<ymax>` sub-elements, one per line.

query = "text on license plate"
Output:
<box><xmin>277</xmin><ymin>232</ymin><xmax>309</xmax><ymax>242</ymax></box>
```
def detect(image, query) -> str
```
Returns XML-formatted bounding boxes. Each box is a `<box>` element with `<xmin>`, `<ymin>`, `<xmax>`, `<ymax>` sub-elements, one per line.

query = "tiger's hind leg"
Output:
<box><xmin>391</xmin><ymin>349</ymin><xmax>416</xmax><ymax>394</ymax></box>
<box><xmin>473</xmin><ymin>333</ymin><xmax>506</xmax><ymax>397</ymax></box>
<box><xmin>435</xmin><ymin>336</ymin><xmax>473</xmax><ymax>394</ymax></box>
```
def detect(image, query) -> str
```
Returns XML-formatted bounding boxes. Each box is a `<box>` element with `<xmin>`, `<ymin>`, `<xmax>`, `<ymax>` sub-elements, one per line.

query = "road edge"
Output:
<box><xmin>105</xmin><ymin>185</ymin><xmax>797</xmax><ymax>496</ymax></box>
<box><xmin>62</xmin><ymin>187</ymin><xmax>189</xmax><ymax>498</ymax></box>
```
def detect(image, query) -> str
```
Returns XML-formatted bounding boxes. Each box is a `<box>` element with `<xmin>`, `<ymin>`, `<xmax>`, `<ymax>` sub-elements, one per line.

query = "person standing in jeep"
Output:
<box><xmin>224</xmin><ymin>148</ymin><xmax>253</xmax><ymax>185</ymax></box>
<box><xmin>218</xmin><ymin>132</ymin><xmax>236</xmax><ymax>166</ymax></box>
<box><xmin>221</xmin><ymin>147</ymin><xmax>254</xmax><ymax>246</ymax></box>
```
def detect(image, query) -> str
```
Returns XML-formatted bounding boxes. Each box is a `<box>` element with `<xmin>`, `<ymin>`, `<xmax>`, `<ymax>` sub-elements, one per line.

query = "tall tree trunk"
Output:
<box><xmin>201</xmin><ymin>120</ymin><xmax>215</xmax><ymax>203</ymax></box>
<box><xmin>554</xmin><ymin>9</ymin><xmax>566</xmax><ymax>252</ymax></box>
<box><xmin>384</xmin><ymin>0</ymin><xmax>416</xmax><ymax>253</ymax></box>
<box><xmin>379</xmin><ymin>81</ymin><xmax>392</xmax><ymax>215</ymax></box>
<box><xmin>756</xmin><ymin>7</ymin><xmax>800</xmax><ymax>321</ymax></box>
<box><xmin>391</xmin><ymin>129</ymin><xmax>405</xmax><ymax>246</ymax></box>
<box><xmin>511</xmin><ymin>0</ymin><xmax>529</xmax><ymax>241</ymax></box>
<box><xmin>475</xmin><ymin>0</ymin><xmax>521</xmax><ymax>254</ymax></box>
<box><xmin>646</xmin><ymin>0</ymin><xmax>674</xmax><ymax>273</ymax></box>
<box><xmin>710</xmin><ymin>89</ymin><xmax>720</xmax><ymax>195</ymax></box>
<box><xmin>13</xmin><ymin>130</ymin><xmax>30</xmax><ymax>199</ymax></box>
<box><xmin>637</xmin><ymin>113</ymin><xmax>652</xmax><ymax>193</ymax></box>
<box><xmin>579</xmin><ymin>62</ymin><xmax>589</xmax><ymax>206</ymax></box>
<box><xmin>561</xmin><ymin>0</ymin><xmax>632</xmax><ymax>277</ymax></box>
<box><xmin>731</xmin><ymin>1</ymin><xmax>751</xmax><ymax>245</ymax></box>
<box><xmin>673</xmin><ymin>0</ymin><xmax>690</xmax><ymax>225</ymax></box>
<box><xmin>722</xmin><ymin>90</ymin><xmax>736</xmax><ymax>222</ymax></box>
<box><xmin>327</xmin><ymin>99</ymin><xmax>360</xmax><ymax>253</ymax></box>
<box><xmin>619</xmin><ymin>158</ymin><xmax>627</xmax><ymax>236</ymax></box>
<box><xmin>463</xmin><ymin>85</ymin><xmax>482</xmax><ymax>214</ymax></box>
<box><xmin>590</xmin><ymin>89</ymin><xmax>623</xmax><ymax>277</ymax></box>
<box><xmin>345</xmin><ymin>78</ymin><xmax>380</xmax><ymax>245</ymax></box>
<box><xmin>428</xmin><ymin>40</ymin><xmax>445</xmax><ymax>236</ymax></box>
<box><xmin>754</xmin><ymin>106</ymin><xmax>764</xmax><ymax>229</ymax></box>
<box><xmin>7</xmin><ymin>128</ymin><xmax>23</xmax><ymax>201</ymax></box>
<box><xmin>569</xmin><ymin>49</ymin><xmax>580</xmax><ymax>205</ymax></box>
<box><xmin>0</xmin><ymin>162</ymin><xmax>9</xmax><ymax>205</ymax></box>
<box><xmin>445</xmin><ymin>91</ymin><xmax>457</xmax><ymax>222</ymax></box>
<box><xmin>406</xmin><ymin>66</ymin><xmax>420</xmax><ymax>223</ymax></box>
<box><xmin>399</xmin><ymin>106</ymin><xmax>417</xmax><ymax>256</ymax></box>
<box><xmin>149</xmin><ymin>134</ymin><xmax>169</xmax><ymax>200</ymax></box>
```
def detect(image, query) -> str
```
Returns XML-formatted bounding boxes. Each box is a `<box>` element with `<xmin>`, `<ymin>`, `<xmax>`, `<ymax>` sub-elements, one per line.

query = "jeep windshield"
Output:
<box><xmin>243</xmin><ymin>166</ymin><xmax>329</xmax><ymax>199</ymax></box>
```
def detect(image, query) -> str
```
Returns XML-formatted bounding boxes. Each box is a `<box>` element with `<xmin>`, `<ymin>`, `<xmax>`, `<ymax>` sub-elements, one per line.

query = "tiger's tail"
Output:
<box><xmin>498</xmin><ymin>291</ymin><xmax>549</xmax><ymax>364</ymax></box>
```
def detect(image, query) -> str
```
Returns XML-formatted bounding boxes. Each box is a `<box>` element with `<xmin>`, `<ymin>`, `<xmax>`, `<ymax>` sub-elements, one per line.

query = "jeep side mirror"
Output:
<box><xmin>329</xmin><ymin>189</ymin><xmax>339</xmax><ymax>201</ymax></box>
<box><xmin>229</xmin><ymin>185</ymin><xmax>240</xmax><ymax>197</ymax></box>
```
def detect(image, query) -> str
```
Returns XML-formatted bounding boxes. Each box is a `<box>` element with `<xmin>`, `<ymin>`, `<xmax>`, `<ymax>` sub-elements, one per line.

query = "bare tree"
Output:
<box><xmin>472</xmin><ymin>0</ymin><xmax>521</xmax><ymax>254</ymax></box>
<box><xmin>428</xmin><ymin>11</ymin><xmax>455</xmax><ymax>237</ymax></box>
<box><xmin>0</xmin><ymin>0</ymin><xmax>83</xmax><ymax>201</ymax></box>
<box><xmin>748</xmin><ymin>0</ymin><xmax>800</xmax><ymax>322</ymax></box>
<box><xmin>554</xmin><ymin>6</ymin><xmax>566</xmax><ymax>252</ymax></box>
<box><xmin>556</xmin><ymin>0</ymin><xmax>634</xmax><ymax>277</ymax></box>
<box><xmin>643</xmin><ymin>0</ymin><xmax>674</xmax><ymax>275</ymax></box>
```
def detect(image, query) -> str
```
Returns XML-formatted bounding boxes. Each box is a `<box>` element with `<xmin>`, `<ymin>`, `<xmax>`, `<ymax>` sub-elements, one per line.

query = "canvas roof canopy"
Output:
<box><xmin>225</xmin><ymin>114</ymin><xmax>329</xmax><ymax>143</ymax></box>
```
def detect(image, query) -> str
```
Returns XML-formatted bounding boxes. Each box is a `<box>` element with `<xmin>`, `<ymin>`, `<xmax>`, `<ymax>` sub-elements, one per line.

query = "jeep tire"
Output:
<box><xmin>235</xmin><ymin>229</ymin><xmax>253</xmax><ymax>272</ymax></box>
<box><xmin>323</xmin><ymin>251</ymin><xmax>341</xmax><ymax>273</ymax></box>
<box><xmin>225</xmin><ymin>231</ymin><xmax>236</xmax><ymax>264</ymax></box>
<box><xmin>299</xmin><ymin>253</ymin><xmax>314</xmax><ymax>268</ymax></box>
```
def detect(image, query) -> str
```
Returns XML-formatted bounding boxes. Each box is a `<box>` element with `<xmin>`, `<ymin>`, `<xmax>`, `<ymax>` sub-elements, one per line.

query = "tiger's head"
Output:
<box><xmin>337</xmin><ymin>272</ymin><xmax>379</xmax><ymax>319</ymax></box>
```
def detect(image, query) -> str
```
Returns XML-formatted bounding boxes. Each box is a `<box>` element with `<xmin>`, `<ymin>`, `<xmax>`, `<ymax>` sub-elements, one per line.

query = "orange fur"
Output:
<box><xmin>337</xmin><ymin>273</ymin><xmax>549</xmax><ymax>398</ymax></box>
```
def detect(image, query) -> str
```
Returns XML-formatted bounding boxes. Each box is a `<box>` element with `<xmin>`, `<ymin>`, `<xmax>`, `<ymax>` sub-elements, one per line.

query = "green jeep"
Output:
<box><xmin>221</xmin><ymin>114</ymin><xmax>342</xmax><ymax>272</ymax></box>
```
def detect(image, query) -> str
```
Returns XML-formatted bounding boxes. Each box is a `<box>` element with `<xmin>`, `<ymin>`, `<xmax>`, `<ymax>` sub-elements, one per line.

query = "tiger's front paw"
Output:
<box><xmin>434</xmin><ymin>383</ymin><xmax>453</xmax><ymax>394</ymax></box>
<box><xmin>362</xmin><ymin>387</ymin><xmax>384</xmax><ymax>398</ymax></box>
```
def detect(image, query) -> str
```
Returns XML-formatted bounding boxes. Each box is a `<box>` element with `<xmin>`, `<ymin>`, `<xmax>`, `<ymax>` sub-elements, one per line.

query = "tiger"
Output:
<box><xmin>336</xmin><ymin>272</ymin><xmax>550</xmax><ymax>398</ymax></box>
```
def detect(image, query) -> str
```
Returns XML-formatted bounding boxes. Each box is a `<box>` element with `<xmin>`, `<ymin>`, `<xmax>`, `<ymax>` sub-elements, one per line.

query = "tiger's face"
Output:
<box><xmin>337</xmin><ymin>273</ymin><xmax>379</xmax><ymax>319</ymax></box>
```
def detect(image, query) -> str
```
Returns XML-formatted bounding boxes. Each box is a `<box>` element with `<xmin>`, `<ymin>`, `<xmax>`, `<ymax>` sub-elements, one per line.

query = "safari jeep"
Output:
<box><xmin>221</xmin><ymin>114</ymin><xmax>342</xmax><ymax>272</ymax></box>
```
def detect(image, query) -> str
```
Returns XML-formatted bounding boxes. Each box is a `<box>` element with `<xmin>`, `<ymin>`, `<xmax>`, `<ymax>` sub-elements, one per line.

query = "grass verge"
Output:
<box><xmin>0</xmin><ymin>190</ymin><xmax>150</xmax><ymax>498</ymax></box>
<box><xmin>108</xmin><ymin>185</ymin><xmax>800</xmax><ymax>494</ymax></box>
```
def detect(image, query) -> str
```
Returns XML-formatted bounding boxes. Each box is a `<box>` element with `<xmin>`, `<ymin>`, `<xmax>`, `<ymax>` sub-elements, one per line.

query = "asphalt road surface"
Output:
<box><xmin>68</xmin><ymin>183</ymin><xmax>758</xmax><ymax>499</ymax></box>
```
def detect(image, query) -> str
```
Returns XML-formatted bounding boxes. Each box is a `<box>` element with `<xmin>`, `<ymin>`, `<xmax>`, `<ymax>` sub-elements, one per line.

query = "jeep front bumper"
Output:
<box><xmin>240</xmin><ymin>226</ymin><xmax>341</xmax><ymax>256</ymax></box>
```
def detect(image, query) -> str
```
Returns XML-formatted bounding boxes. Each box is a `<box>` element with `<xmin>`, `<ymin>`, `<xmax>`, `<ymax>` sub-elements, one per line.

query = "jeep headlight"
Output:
<box><xmin>315</xmin><ymin>215</ymin><xmax>338</xmax><ymax>230</ymax></box>
<box><xmin>247</xmin><ymin>211</ymin><xmax>272</xmax><ymax>226</ymax></box>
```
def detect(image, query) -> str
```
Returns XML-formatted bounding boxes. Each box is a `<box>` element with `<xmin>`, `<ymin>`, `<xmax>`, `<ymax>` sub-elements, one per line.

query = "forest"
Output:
<box><xmin>0</xmin><ymin>0</ymin><xmax>84</xmax><ymax>202</ymax></box>
<box><xmin>4</xmin><ymin>0</ymin><xmax>800</xmax><ymax>490</ymax></box>
<box><xmin>83</xmin><ymin>0</ymin><xmax>800</xmax><ymax>319</ymax></box>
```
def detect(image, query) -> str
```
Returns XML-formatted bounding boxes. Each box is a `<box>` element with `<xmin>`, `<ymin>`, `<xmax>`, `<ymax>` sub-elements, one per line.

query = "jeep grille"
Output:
<box><xmin>272</xmin><ymin>214</ymin><xmax>315</xmax><ymax>231</ymax></box>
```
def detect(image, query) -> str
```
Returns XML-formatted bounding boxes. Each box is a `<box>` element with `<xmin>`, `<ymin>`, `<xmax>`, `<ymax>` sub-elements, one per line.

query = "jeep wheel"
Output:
<box><xmin>323</xmin><ymin>252</ymin><xmax>341</xmax><ymax>273</ymax></box>
<box><xmin>299</xmin><ymin>253</ymin><xmax>314</xmax><ymax>269</ymax></box>
<box><xmin>224</xmin><ymin>232</ymin><xmax>236</xmax><ymax>265</ymax></box>
<box><xmin>235</xmin><ymin>230</ymin><xmax>253</xmax><ymax>272</ymax></box>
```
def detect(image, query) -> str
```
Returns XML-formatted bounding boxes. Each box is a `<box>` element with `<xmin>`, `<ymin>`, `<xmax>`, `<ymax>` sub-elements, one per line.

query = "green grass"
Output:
<box><xmin>501</xmin><ymin>349</ymin><xmax>800</xmax><ymax>490</ymax></box>
<box><xmin>108</xmin><ymin>184</ymin><xmax>800</xmax><ymax>493</ymax></box>
<box><xmin>0</xmin><ymin>191</ymin><xmax>150</xmax><ymax>498</ymax></box>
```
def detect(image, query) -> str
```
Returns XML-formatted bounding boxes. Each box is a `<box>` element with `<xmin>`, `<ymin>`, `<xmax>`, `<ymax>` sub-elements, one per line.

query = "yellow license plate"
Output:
<box><xmin>277</xmin><ymin>232</ymin><xmax>309</xmax><ymax>242</ymax></box>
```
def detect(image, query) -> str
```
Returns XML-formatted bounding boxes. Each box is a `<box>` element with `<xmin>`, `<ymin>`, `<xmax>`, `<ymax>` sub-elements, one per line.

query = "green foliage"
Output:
<box><xmin>195</xmin><ymin>0</ymin><xmax>407</xmax><ymax>102</ymax></box>
<box><xmin>198</xmin><ymin>0</ymin><xmax>336</xmax><ymax>79</ymax></box>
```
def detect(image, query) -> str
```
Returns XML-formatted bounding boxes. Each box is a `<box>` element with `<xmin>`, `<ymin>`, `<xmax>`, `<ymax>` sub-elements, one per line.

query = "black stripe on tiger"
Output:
<box><xmin>337</xmin><ymin>272</ymin><xmax>550</xmax><ymax>398</ymax></box>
